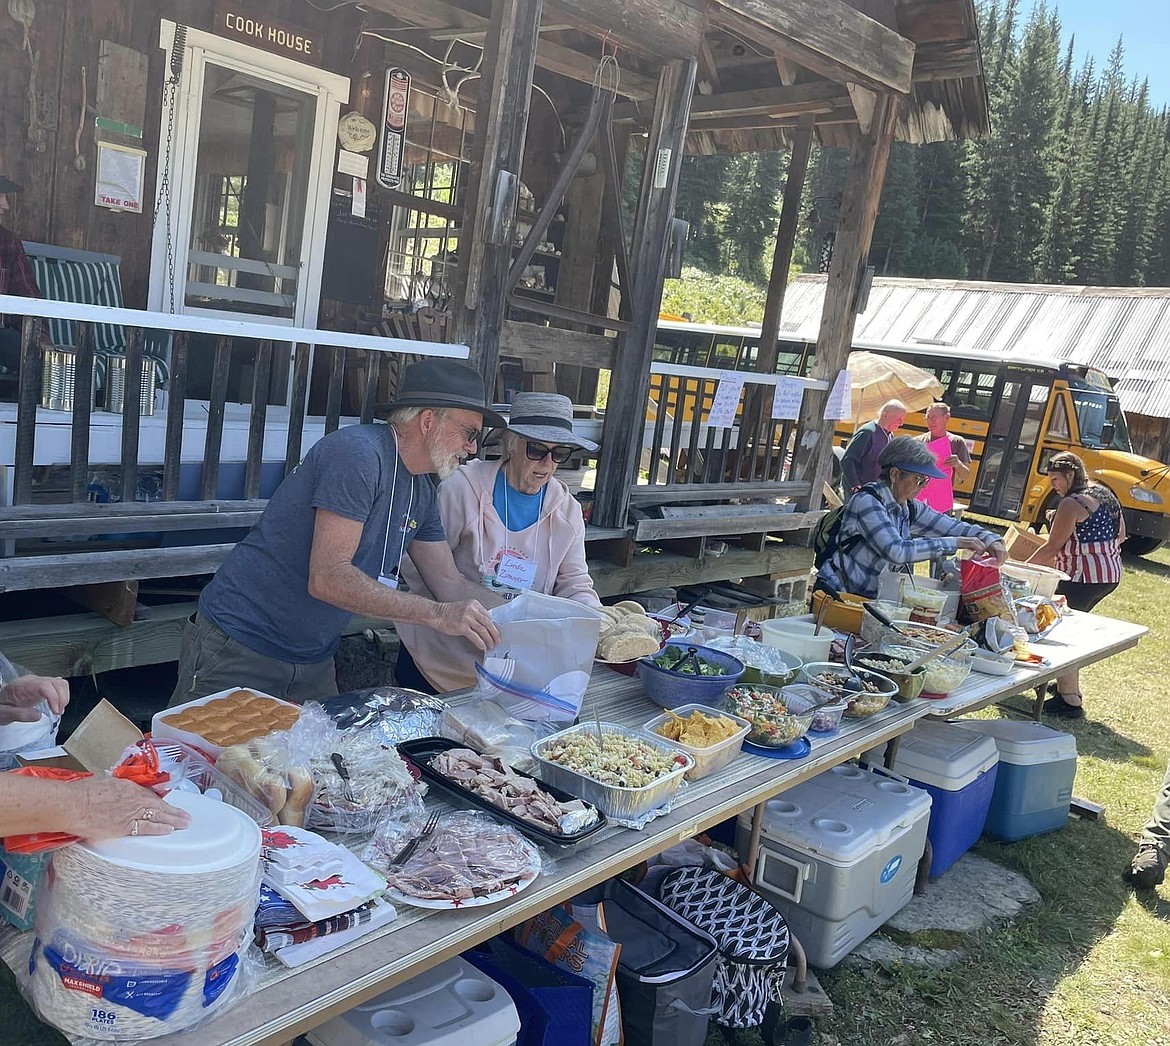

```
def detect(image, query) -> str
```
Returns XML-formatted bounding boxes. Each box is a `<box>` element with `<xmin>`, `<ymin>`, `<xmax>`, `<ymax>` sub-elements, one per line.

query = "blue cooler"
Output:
<box><xmin>950</xmin><ymin>720</ymin><xmax>1077</xmax><ymax>841</ymax></box>
<box><xmin>885</xmin><ymin>721</ymin><xmax>999</xmax><ymax>878</ymax></box>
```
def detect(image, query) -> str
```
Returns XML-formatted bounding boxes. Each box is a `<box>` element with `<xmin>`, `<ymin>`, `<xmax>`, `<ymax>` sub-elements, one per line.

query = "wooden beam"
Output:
<box><xmin>543</xmin><ymin>0</ymin><xmax>706</xmax><ymax>62</ymax></box>
<box><xmin>451</xmin><ymin>0</ymin><xmax>543</xmax><ymax>378</ymax></box>
<box><xmin>0</xmin><ymin>545</ymin><xmax>236</xmax><ymax>593</ymax></box>
<box><xmin>64</xmin><ymin>581</ymin><xmax>140</xmax><ymax>628</ymax></box>
<box><xmin>686</xmin><ymin>112</ymin><xmax>856</xmax><ymax>132</ymax></box>
<box><xmin>634</xmin><ymin>510</ymin><xmax>820</xmax><ymax>541</ymax></box>
<box><xmin>614</xmin><ymin>82</ymin><xmax>847</xmax><ymax>123</ymax></box>
<box><xmin>589</xmin><ymin>543</ymin><xmax>811</xmax><ymax>598</ymax></box>
<box><xmin>758</xmin><ymin>114</ymin><xmax>814</xmax><ymax>374</ymax></box>
<box><xmin>708</xmin><ymin>0</ymin><xmax>915</xmax><ymax>95</ymax></box>
<box><xmin>592</xmin><ymin>59</ymin><xmax>698</xmax><ymax>530</ymax></box>
<box><xmin>628</xmin><ymin>480</ymin><xmax>811</xmax><ymax>504</ymax></box>
<box><xmin>359</xmin><ymin>0</ymin><xmax>657</xmax><ymax>99</ymax></box>
<box><xmin>912</xmin><ymin>40</ymin><xmax>982</xmax><ymax>82</ymax></box>
<box><xmin>796</xmin><ymin>92</ymin><xmax>901</xmax><ymax>510</ymax></box>
<box><xmin>847</xmin><ymin>83</ymin><xmax>877</xmax><ymax>132</ymax></box>
<box><xmin>500</xmin><ymin>320</ymin><xmax>617</xmax><ymax>369</ymax></box>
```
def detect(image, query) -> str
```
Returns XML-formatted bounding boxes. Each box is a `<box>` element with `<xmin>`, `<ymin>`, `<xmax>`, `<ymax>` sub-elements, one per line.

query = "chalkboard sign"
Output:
<box><xmin>320</xmin><ymin>203</ymin><xmax>380</xmax><ymax>305</ymax></box>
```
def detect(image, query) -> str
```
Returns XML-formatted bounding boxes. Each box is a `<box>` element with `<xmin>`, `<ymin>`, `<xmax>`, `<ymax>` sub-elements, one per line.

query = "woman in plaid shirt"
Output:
<box><xmin>816</xmin><ymin>436</ymin><xmax>1006</xmax><ymax>600</ymax></box>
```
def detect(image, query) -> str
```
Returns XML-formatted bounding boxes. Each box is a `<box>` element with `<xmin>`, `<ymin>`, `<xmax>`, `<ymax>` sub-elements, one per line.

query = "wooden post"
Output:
<box><xmin>591</xmin><ymin>58</ymin><xmax>698</xmax><ymax>530</ymax></box>
<box><xmin>162</xmin><ymin>333</ymin><xmax>189</xmax><ymax>501</ymax></box>
<box><xmin>450</xmin><ymin>0</ymin><xmax>543</xmax><ymax>380</ymax></box>
<box><xmin>795</xmin><ymin>93</ymin><xmax>901</xmax><ymax>509</ymax></box>
<box><xmin>758</xmin><ymin>114</ymin><xmax>815</xmax><ymax>374</ymax></box>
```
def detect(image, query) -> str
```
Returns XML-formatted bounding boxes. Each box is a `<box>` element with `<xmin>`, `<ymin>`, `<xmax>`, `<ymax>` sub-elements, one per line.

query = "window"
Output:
<box><xmin>1047</xmin><ymin>396</ymin><xmax>1070</xmax><ymax>440</ymax></box>
<box><xmin>1071</xmin><ymin>391</ymin><xmax>1133</xmax><ymax>451</ymax></box>
<box><xmin>950</xmin><ymin>368</ymin><xmax>998</xmax><ymax>418</ymax></box>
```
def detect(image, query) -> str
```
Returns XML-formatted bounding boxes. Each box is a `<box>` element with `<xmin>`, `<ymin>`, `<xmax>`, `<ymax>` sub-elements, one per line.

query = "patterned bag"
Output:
<box><xmin>655</xmin><ymin>867</ymin><xmax>789</xmax><ymax>1030</ymax></box>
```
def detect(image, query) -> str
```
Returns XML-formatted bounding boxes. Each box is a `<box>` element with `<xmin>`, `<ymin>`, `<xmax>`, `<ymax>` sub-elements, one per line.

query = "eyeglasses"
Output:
<box><xmin>448</xmin><ymin>420</ymin><xmax>481</xmax><ymax>447</ymax></box>
<box><xmin>525</xmin><ymin>441</ymin><xmax>574</xmax><ymax>465</ymax></box>
<box><xmin>896</xmin><ymin>468</ymin><xmax>928</xmax><ymax>488</ymax></box>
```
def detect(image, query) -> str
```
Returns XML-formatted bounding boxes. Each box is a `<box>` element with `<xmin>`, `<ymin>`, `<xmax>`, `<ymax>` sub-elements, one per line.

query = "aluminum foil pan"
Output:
<box><xmin>319</xmin><ymin>687</ymin><xmax>446</xmax><ymax>745</ymax></box>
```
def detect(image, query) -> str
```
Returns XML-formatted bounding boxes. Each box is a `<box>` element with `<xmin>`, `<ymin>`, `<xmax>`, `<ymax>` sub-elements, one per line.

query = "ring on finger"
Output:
<box><xmin>130</xmin><ymin>819</ymin><xmax>139</xmax><ymax>837</ymax></box>
<box><xmin>142</xmin><ymin>808</ymin><xmax>156</xmax><ymax>821</ymax></box>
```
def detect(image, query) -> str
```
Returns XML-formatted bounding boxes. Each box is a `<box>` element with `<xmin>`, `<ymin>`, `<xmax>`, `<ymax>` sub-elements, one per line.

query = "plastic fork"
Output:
<box><xmin>390</xmin><ymin>810</ymin><xmax>441</xmax><ymax>866</ymax></box>
<box><xmin>330</xmin><ymin>753</ymin><xmax>357</xmax><ymax>803</ymax></box>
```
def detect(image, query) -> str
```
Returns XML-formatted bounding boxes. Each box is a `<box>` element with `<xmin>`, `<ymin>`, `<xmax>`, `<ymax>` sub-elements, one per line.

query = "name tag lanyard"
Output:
<box><xmin>495</xmin><ymin>476</ymin><xmax>545</xmax><ymax>590</ymax></box>
<box><xmin>379</xmin><ymin>427</ymin><xmax>415</xmax><ymax>588</ymax></box>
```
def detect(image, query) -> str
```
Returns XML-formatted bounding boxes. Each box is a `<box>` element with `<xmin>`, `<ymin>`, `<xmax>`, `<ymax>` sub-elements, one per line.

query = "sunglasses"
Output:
<box><xmin>447</xmin><ymin>420</ymin><xmax>481</xmax><ymax>447</ymax></box>
<box><xmin>525</xmin><ymin>441</ymin><xmax>574</xmax><ymax>465</ymax></box>
<box><xmin>896</xmin><ymin>468</ymin><xmax>929</xmax><ymax>488</ymax></box>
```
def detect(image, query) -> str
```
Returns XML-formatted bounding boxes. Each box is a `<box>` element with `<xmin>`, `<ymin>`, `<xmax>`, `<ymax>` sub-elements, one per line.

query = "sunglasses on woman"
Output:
<box><xmin>525</xmin><ymin>441</ymin><xmax>575</xmax><ymax>465</ymax></box>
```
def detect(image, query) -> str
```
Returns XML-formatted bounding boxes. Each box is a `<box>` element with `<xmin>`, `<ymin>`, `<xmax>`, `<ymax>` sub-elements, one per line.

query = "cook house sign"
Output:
<box><xmin>214</xmin><ymin>2</ymin><xmax>323</xmax><ymax>65</ymax></box>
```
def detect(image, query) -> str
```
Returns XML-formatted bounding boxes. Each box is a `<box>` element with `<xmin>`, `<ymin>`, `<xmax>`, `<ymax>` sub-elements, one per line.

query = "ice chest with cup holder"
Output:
<box><xmin>306</xmin><ymin>955</ymin><xmax>520</xmax><ymax>1046</ymax></box>
<box><xmin>949</xmin><ymin>720</ymin><xmax>1077</xmax><ymax>841</ymax></box>
<box><xmin>734</xmin><ymin>763</ymin><xmax>931</xmax><ymax>969</ymax></box>
<box><xmin>877</xmin><ymin>720</ymin><xmax>999</xmax><ymax>878</ymax></box>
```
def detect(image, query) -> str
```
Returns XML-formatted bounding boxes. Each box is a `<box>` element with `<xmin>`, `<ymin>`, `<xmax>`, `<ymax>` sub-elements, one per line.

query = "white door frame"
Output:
<box><xmin>150</xmin><ymin>20</ymin><xmax>350</xmax><ymax>329</ymax></box>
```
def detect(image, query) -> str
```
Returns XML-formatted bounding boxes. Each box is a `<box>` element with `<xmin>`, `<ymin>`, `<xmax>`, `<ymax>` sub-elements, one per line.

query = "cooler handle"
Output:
<box><xmin>757</xmin><ymin>847</ymin><xmax>810</xmax><ymax>904</ymax></box>
<box><xmin>667</xmin><ymin>999</ymin><xmax>720</xmax><ymax>1017</ymax></box>
<box><xmin>858</xmin><ymin>759</ymin><xmax>912</xmax><ymax>786</ymax></box>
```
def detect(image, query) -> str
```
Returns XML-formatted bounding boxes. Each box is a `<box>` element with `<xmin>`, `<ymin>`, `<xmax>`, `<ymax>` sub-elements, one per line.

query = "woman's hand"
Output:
<box><xmin>0</xmin><ymin>674</ymin><xmax>70</xmax><ymax>724</ymax></box>
<box><xmin>72</xmin><ymin>778</ymin><xmax>191</xmax><ymax>840</ymax></box>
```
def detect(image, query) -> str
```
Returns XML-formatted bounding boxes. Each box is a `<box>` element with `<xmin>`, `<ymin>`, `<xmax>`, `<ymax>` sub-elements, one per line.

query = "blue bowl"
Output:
<box><xmin>636</xmin><ymin>640</ymin><xmax>746</xmax><ymax>709</ymax></box>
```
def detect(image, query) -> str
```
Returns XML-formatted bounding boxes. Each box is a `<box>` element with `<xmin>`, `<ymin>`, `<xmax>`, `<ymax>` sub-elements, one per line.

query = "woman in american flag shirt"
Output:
<box><xmin>1028</xmin><ymin>451</ymin><xmax>1126</xmax><ymax>719</ymax></box>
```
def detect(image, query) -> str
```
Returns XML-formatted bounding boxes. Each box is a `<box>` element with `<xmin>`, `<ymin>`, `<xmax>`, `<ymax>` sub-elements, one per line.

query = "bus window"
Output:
<box><xmin>1071</xmin><ymin>390</ymin><xmax>1133</xmax><ymax>451</ymax></box>
<box><xmin>711</xmin><ymin>336</ymin><xmax>741</xmax><ymax>369</ymax></box>
<box><xmin>950</xmin><ymin>369</ymin><xmax>997</xmax><ymax>418</ymax></box>
<box><xmin>1047</xmin><ymin>396</ymin><xmax>1071</xmax><ymax>440</ymax></box>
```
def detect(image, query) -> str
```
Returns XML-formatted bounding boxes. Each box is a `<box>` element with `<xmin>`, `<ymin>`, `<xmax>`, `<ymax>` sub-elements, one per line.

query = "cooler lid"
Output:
<box><xmin>314</xmin><ymin>956</ymin><xmax>520</xmax><ymax>1046</ymax></box>
<box><xmin>755</xmin><ymin>763</ymin><xmax>932</xmax><ymax>863</ymax></box>
<box><xmin>949</xmin><ymin>719</ymin><xmax>1077</xmax><ymax>765</ymax></box>
<box><xmin>890</xmin><ymin>720</ymin><xmax>999</xmax><ymax>790</ymax></box>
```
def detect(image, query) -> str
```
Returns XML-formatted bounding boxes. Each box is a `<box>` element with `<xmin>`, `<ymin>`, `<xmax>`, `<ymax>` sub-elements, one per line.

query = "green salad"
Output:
<box><xmin>652</xmin><ymin>646</ymin><xmax>726</xmax><ymax>676</ymax></box>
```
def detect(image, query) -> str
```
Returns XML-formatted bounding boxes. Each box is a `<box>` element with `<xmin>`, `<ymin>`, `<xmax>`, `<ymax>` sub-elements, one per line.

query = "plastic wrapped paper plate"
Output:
<box><xmin>386</xmin><ymin>833</ymin><xmax>541</xmax><ymax>910</ymax></box>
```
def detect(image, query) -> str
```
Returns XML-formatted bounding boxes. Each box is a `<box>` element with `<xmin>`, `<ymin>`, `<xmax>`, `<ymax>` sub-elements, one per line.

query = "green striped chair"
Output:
<box><xmin>22</xmin><ymin>242</ymin><xmax>170</xmax><ymax>385</ymax></box>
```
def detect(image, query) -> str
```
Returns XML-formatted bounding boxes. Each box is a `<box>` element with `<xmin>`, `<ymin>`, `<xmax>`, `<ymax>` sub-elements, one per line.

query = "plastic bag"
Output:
<box><xmin>1</xmin><ymin>767</ymin><xmax>92</xmax><ymax>854</ymax></box>
<box><xmin>481</xmin><ymin>592</ymin><xmax>604</xmax><ymax>723</ymax></box>
<box><xmin>439</xmin><ymin>699</ymin><xmax>543</xmax><ymax>773</ymax></box>
<box><xmin>959</xmin><ymin>556</ymin><xmax>1017</xmax><ymax>624</ymax></box>
<box><xmin>216</xmin><ymin>727</ymin><xmax>314</xmax><ymax>828</ymax></box>
<box><xmin>516</xmin><ymin>904</ymin><xmax>623</xmax><ymax>1046</ymax></box>
<box><xmin>281</xmin><ymin>702</ymin><xmax>426</xmax><ymax>836</ymax></box>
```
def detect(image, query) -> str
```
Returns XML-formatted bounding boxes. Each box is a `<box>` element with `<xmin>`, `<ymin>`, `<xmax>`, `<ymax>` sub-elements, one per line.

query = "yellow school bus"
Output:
<box><xmin>651</xmin><ymin>320</ymin><xmax>1170</xmax><ymax>554</ymax></box>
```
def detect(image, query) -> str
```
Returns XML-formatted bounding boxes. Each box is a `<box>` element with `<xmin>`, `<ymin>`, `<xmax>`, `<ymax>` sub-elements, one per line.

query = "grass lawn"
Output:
<box><xmin>3</xmin><ymin>552</ymin><xmax>1169</xmax><ymax>1046</ymax></box>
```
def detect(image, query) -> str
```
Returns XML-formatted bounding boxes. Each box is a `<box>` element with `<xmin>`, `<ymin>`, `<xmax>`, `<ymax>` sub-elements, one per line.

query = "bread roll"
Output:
<box><xmin>278</xmin><ymin>767</ymin><xmax>314</xmax><ymax>827</ymax></box>
<box><xmin>613</xmin><ymin>600</ymin><xmax>647</xmax><ymax>614</ymax></box>
<box><xmin>599</xmin><ymin>632</ymin><xmax>661</xmax><ymax>661</ymax></box>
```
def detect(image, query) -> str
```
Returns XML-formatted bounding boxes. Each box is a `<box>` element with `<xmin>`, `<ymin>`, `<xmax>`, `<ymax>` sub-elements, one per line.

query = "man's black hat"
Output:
<box><xmin>377</xmin><ymin>358</ymin><xmax>506</xmax><ymax>429</ymax></box>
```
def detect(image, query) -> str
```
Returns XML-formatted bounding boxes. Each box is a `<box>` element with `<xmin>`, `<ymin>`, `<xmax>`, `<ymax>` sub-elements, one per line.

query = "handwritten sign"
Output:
<box><xmin>214</xmin><ymin>2</ymin><xmax>323</xmax><ymax>64</ymax></box>
<box><xmin>824</xmin><ymin>370</ymin><xmax>853</xmax><ymax>420</ymax></box>
<box><xmin>707</xmin><ymin>374</ymin><xmax>746</xmax><ymax>428</ymax></box>
<box><xmin>772</xmin><ymin>376</ymin><xmax>805</xmax><ymax>420</ymax></box>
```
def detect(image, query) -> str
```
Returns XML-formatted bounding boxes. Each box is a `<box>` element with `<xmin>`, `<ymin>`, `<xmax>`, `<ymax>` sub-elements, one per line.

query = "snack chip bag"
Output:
<box><xmin>959</xmin><ymin>557</ymin><xmax>1017</xmax><ymax>625</ymax></box>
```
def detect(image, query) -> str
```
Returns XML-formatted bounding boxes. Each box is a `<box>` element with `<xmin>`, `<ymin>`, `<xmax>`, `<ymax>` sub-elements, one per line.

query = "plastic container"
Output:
<box><xmin>307</xmin><ymin>955</ymin><xmax>520</xmax><ymax>1046</ymax></box>
<box><xmin>152</xmin><ymin>687</ymin><xmax>299</xmax><ymax>759</ymax></box>
<box><xmin>970</xmin><ymin>649</ymin><xmax>1015</xmax><ymax>675</ymax></box>
<box><xmin>735</xmin><ymin>763</ymin><xmax>931</xmax><ymax>968</ymax></box>
<box><xmin>778</xmin><ymin>684</ymin><xmax>848</xmax><ymax>736</ymax></box>
<box><xmin>799</xmin><ymin>663</ymin><xmax>898</xmax><ymax>719</ymax></box>
<box><xmin>721</xmin><ymin>684</ymin><xmax>815</xmax><ymax>748</ymax></box>
<box><xmin>760</xmin><ymin>617</ymin><xmax>835</xmax><ymax>664</ymax></box>
<box><xmin>877</xmin><ymin>638</ymin><xmax>973</xmax><ymax>698</ymax></box>
<box><xmin>1000</xmin><ymin>561</ymin><xmax>1069</xmax><ymax>599</ymax></box>
<box><xmin>154</xmin><ymin>740</ymin><xmax>274</xmax><ymax>827</ymax></box>
<box><xmin>397</xmin><ymin>737</ymin><xmax>609</xmax><ymax>849</ymax></box>
<box><xmin>950</xmin><ymin>720</ymin><xmax>1077</xmax><ymax>841</ymax></box>
<box><xmin>851</xmin><ymin>652</ymin><xmax>927</xmax><ymax>702</ymax></box>
<box><xmin>882</xmin><ymin>720</ymin><xmax>999</xmax><ymax>877</ymax></box>
<box><xmin>705</xmin><ymin>637</ymin><xmax>802</xmax><ymax>688</ymax></box>
<box><xmin>636</xmin><ymin>641</ymin><xmax>745</xmax><ymax>710</ymax></box>
<box><xmin>642</xmin><ymin>703</ymin><xmax>750</xmax><ymax>781</ymax></box>
<box><xmin>531</xmin><ymin>722</ymin><xmax>692</xmax><ymax>823</ymax></box>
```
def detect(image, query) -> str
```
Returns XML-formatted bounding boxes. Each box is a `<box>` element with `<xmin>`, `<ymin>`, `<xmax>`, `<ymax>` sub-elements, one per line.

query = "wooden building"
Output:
<box><xmin>0</xmin><ymin>0</ymin><xmax>988</xmax><ymax>666</ymax></box>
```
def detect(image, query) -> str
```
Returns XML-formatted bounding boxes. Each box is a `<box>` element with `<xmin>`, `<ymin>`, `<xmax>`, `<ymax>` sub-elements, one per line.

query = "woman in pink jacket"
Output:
<box><xmin>394</xmin><ymin>392</ymin><xmax>601</xmax><ymax>692</ymax></box>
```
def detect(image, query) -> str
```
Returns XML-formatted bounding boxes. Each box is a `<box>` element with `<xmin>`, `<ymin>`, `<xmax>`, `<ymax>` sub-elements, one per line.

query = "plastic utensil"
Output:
<box><xmin>330</xmin><ymin>753</ymin><xmax>357</xmax><ymax>803</ymax></box>
<box><xmin>669</xmin><ymin>588</ymin><xmax>710</xmax><ymax>626</ymax></box>
<box><xmin>389</xmin><ymin>810</ymin><xmax>441</xmax><ymax>866</ymax></box>
<box><xmin>840</xmin><ymin>634</ymin><xmax>864</xmax><ymax>692</ymax></box>
<box><xmin>862</xmin><ymin>601</ymin><xmax>914</xmax><ymax>636</ymax></box>
<box><xmin>676</xmin><ymin>646</ymin><xmax>702</xmax><ymax>675</ymax></box>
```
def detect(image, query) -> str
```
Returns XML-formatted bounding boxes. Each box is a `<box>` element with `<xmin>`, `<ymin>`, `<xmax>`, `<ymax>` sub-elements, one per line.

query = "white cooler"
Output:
<box><xmin>735</xmin><ymin>763</ymin><xmax>931</xmax><ymax>969</ymax></box>
<box><xmin>307</xmin><ymin>956</ymin><xmax>520</xmax><ymax>1046</ymax></box>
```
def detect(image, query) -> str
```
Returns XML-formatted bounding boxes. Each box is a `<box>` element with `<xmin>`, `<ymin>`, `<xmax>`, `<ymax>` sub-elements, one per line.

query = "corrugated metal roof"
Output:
<box><xmin>783</xmin><ymin>275</ymin><xmax>1170</xmax><ymax>419</ymax></box>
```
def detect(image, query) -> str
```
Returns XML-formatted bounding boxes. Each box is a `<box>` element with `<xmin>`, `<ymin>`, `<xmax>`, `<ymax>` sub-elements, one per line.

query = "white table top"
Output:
<box><xmin>1</xmin><ymin>608</ymin><xmax>1146</xmax><ymax>1045</ymax></box>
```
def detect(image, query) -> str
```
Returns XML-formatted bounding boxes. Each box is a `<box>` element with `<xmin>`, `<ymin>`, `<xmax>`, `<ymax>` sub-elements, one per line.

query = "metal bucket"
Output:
<box><xmin>40</xmin><ymin>348</ymin><xmax>91</xmax><ymax>412</ymax></box>
<box><xmin>104</xmin><ymin>356</ymin><xmax>158</xmax><ymax>416</ymax></box>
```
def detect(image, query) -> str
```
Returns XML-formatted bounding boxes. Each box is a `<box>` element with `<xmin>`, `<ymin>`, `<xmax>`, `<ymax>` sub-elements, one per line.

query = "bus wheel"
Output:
<box><xmin>1031</xmin><ymin>495</ymin><xmax>1061</xmax><ymax>534</ymax></box>
<box><xmin>1122</xmin><ymin>535</ymin><xmax>1162</xmax><ymax>557</ymax></box>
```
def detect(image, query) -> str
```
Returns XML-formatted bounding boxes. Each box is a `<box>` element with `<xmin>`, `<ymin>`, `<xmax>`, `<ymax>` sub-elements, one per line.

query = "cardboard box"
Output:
<box><xmin>1004</xmin><ymin>525</ymin><xmax>1046</xmax><ymax>561</ymax></box>
<box><xmin>16</xmin><ymin>699</ymin><xmax>142</xmax><ymax>773</ymax></box>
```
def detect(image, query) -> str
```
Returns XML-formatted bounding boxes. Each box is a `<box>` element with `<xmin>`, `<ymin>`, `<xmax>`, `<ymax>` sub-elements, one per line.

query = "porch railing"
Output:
<box><xmin>0</xmin><ymin>295</ymin><xmax>467</xmax><ymax>506</ymax></box>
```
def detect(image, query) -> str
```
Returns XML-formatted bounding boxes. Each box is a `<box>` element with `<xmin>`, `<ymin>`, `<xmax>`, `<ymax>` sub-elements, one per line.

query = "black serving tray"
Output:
<box><xmin>397</xmin><ymin>736</ymin><xmax>609</xmax><ymax>849</ymax></box>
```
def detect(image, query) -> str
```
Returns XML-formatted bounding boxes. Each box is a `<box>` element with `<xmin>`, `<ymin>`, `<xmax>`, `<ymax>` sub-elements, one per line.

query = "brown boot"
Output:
<box><xmin>1123</xmin><ymin>843</ymin><xmax>1168</xmax><ymax>889</ymax></box>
